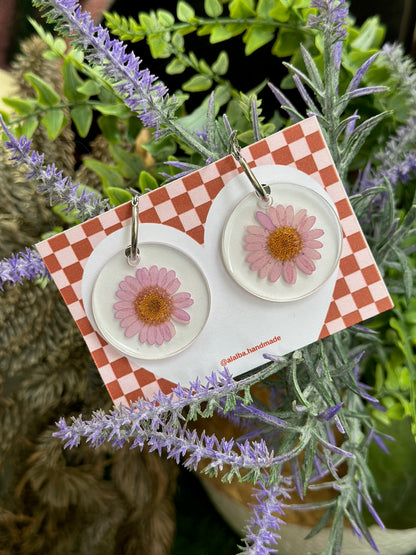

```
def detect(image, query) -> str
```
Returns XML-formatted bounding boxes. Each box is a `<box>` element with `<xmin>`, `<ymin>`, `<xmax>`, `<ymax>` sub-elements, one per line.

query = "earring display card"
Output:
<box><xmin>36</xmin><ymin>117</ymin><xmax>393</xmax><ymax>406</ymax></box>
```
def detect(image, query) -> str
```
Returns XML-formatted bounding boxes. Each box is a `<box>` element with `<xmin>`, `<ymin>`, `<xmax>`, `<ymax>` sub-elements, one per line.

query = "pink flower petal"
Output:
<box><xmin>246</xmin><ymin>225</ymin><xmax>268</xmax><ymax>237</ymax></box>
<box><xmin>119</xmin><ymin>315</ymin><xmax>138</xmax><ymax>328</ymax></box>
<box><xmin>303</xmin><ymin>247</ymin><xmax>322</xmax><ymax>260</ymax></box>
<box><xmin>166</xmin><ymin>278</ymin><xmax>180</xmax><ymax>295</ymax></box>
<box><xmin>303</xmin><ymin>239</ymin><xmax>323</xmax><ymax>249</ymax></box>
<box><xmin>295</xmin><ymin>254</ymin><xmax>316</xmax><ymax>275</ymax></box>
<box><xmin>158</xmin><ymin>267</ymin><xmax>168</xmax><ymax>287</ymax></box>
<box><xmin>268</xmin><ymin>206</ymin><xmax>280</xmax><ymax>227</ymax></box>
<box><xmin>149</xmin><ymin>265</ymin><xmax>159</xmax><ymax>286</ymax></box>
<box><xmin>173</xmin><ymin>292</ymin><xmax>194</xmax><ymax>308</ymax></box>
<box><xmin>119</xmin><ymin>280</ymin><xmax>137</xmax><ymax>294</ymax></box>
<box><xmin>115</xmin><ymin>308</ymin><xmax>136</xmax><ymax>319</ymax></box>
<box><xmin>125</xmin><ymin>275</ymin><xmax>141</xmax><ymax>293</ymax></box>
<box><xmin>298</xmin><ymin>215</ymin><xmax>316</xmax><ymax>233</ymax></box>
<box><xmin>162</xmin><ymin>321</ymin><xmax>175</xmax><ymax>342</ymax></box>
<box><xmin>114</xmin><ymin>300</ymin><xmax>134</xmax><ymax>310</ymax></box>
<box><xmin>139</xmin><ymin>324</ymin><xmax>149</xmax><ymax>344</ymax></box>
<box><xmin>115</xmin><ymin>289</ymin><xmax>136</xmax><ymax>301</ymax></box>
<box><xmin>155</xmin><ymin>326</ymin><xmax>164</xmax><ymax>346</ymax></box>
<box><xmin>246</xmin><ymin>250</ymin><xmax>268</xmax><ymax>263</ymax></box>
<box><xmin>140</xmin><ymin>267</ymin><xmax>151</xmax><ymax>287</ymax></box>
<box><xmin>259</xmin><ymin>260</ymin><xmax>274</xmax><ymax>279</ymax></box>
<box><xmin>251</xmin><ymin>254</ymin><xmax>273</xmax><ymax>272</ymax></box>
<box><xmin>256</xmin><ymin>211</ymin><xmax>275</xmax><ymax>231</ymax></box>
<box><xmin>244</xmin><ymin>234</ymin><xmax>268</xmax><ymax>245</ymax></box>
<box><xmin>171</xmin><ymin>307</ymin><xmax>191</xmax><ymax>323</ymax></box>
<box><xmin>285</xmin><ymin>205</ymin><xmax>294</xmax><ymax>226</ymax></box>
<box><xmin>276</xmin><ymin>205</ymin><xmax>286</xmax><ymax>226</ymax></box>
<box><xmin>283</xmin><ymin>260</ymin><xmax>297</xmax><ymax>284</ymax></box>
<box><xmin>294</xmin><ymin>208</ymin><xmax>307</xmax><ymax>228</ymax></box>
<box><xmin>147</xmin><ymin>325</ymin><xmax>157</xmax><ymax>345</ymax></box>
<box><xmin>302</xmin><ymin>228</ymin><xmax>324</xmax><ymax>240</ymax></box>
<box><xmin>125</xmin><ymin>319</ymin><xmax>143</xmax><ymax>338</ymax></box>
<box><xmin>244</xmin><ymin>242</ymin><xmax>268</xmax><ymax>252</ymax></box>
<box><xmin>164</xmin><ymin>269</ymin><xmax>177</xmax><ymax>290</ymax></box>
<box><xmin>269</xmin><ymin>260</ymin><xmax>282</xmax><ymax>282</ymax></box>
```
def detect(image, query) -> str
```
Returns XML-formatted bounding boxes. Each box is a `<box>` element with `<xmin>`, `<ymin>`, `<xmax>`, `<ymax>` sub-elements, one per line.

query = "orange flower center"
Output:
<box><xmin>268</xmin><ymin>226</ymin><xmax>303</xmax><ymax>262</ymax></box>
<box><xmin>134</xmin><ymin>286</ymin><xmax>173</xmax><ymax>325</ymax></box>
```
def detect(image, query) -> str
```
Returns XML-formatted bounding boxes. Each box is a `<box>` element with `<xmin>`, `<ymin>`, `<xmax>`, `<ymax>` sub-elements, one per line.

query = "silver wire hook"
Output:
<box><xmin>229</xmin><ymin>132</ymin><xmax>271</xmax><ymax>204</ymax></box>
<box><xmin>125</xmin><ymin>195</ymin><xmax>140</xmax><ymax>266</ymax></box>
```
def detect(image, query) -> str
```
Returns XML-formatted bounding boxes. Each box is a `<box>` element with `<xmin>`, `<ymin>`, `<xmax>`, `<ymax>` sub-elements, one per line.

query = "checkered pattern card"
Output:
<box><xmin>36</xmin><ymin>117</ymin><xmax>393</xmax><ymax>406</ymax></box>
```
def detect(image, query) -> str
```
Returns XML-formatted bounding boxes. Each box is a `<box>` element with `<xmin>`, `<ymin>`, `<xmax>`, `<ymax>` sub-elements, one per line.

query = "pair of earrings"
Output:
<box><xmin>91</xmin><ymin>141</ymin><xmax>342</xmax><ymax>361</ymax></box>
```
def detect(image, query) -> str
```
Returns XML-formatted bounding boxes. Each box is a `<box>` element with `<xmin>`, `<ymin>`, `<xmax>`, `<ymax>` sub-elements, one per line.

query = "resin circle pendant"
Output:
<box><xmin>92</xmin><ymin>243</ymin><xmax>210</xmax><ymax>360</ymax></box>
<box><xmin>222</xmin><ymin>179</ymin><xmax>343</xmax><ymax>302</ymax></box>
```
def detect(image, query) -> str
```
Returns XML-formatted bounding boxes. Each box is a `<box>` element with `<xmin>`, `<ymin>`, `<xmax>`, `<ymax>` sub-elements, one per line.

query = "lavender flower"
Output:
<box><xmin>34</xmin><ymin>0</ymin><xmax>214</xmax><ymax>160</ymax></box>
<box><xmin>240</xmin><ymin>474</ymin><xmax>292</xmax><ymax>555</ymax></box>
<box><xmin>308</xmin><ymin>0</ymin><xmax>349</xmax><ymax>42</ymax></box>
<box><xmin>0</xmin><ymin>247</ymin><xmax>49</xmax><ymax>290</ymax></box>
<box><xmin>0</xmin><ymin>115</ymin><xmax>109</xmax><ymax>220</ymax></box>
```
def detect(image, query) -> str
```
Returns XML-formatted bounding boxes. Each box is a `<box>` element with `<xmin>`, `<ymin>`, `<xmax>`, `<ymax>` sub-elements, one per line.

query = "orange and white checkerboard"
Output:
<box><xmin>36</xmin><ymin>117</ymin><xmax>393</xmax><ymax>406</ymax></box>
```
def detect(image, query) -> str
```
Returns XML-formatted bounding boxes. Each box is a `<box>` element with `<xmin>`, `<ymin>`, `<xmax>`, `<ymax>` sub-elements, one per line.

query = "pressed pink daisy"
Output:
<box><xmin>243</xmin><ymin>204</ymin><xmax>324</xmax><ymax>284</ymax></box>
<box><xmin>113</xmin><ymin>265</ymin><xmax>193</xmax><ymax>346</ymax></box>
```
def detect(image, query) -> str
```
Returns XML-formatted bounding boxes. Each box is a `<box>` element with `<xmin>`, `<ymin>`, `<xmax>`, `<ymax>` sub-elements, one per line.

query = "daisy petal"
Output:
<box><xmin>115</xmin><ymin>289</ymin><xmax>136</xmax><ymax>301</ymax></box>
<box><xmin>269</xmin><ymin>260</ymin><xmax>282</xmax><ymax>282</ymax></box>
<box><xmin>115</xmin><ymin>308</ymin><xmax>136</xmax><ymax>319</ymax></box>
<box><xmin>302</xmin><ymin>228</ymin><xmax>324</xmax><ymax>240</ymax></box>
<box><xmin>246</xmin><ymin>250</ymin><xmax>269</xmax><ymax>263</ymax></box>
<box><xmin>140</xmin><ymin>267</ymin><xmax>151</xmax><ymax>287</ymax></box>
<box><xmin>303</xmin><ymin>239</ymin><xmax>323</xmax><ymax>249</ymax></box>
<box><xmin>155</xmin><ymin>326</ymin><xmax>164</xmax><ymax>345</ymax></box>
<box><xmin>171</xmin><ymin>307</ymin><xmax>191</xmax><ymax>323</ymax></box>
<box><xmin>158</xmin><ymin>267</ymin><xmax>168</xmax><ymax>287</ymax></box>
<box><xmin>285</xmin><ymin>205</ymin><xmax>294</xmax><ymax>226</ymax></box>
<box><xmin>246</xmin><ymin>225</ymin><xmax>268</xmax><ymax>236</ymax></box>
<box><xmin>125</xmin><ymin>319</ymin><xmax>143</xmax><ymax>338</ymax></box>
<box><xmin>251</xmin><ymin>254</ymin><xmax>273</xmax><ymax>271</ymax></box>
<box><xmin>139</xmin><ymin>324</ymin><xmax>149</xmax><ymax>344</ymax></box>
<box><xmin>119</xmin><ymin>315</ymin><xmax>138</xmax><ymax>328</ymax></box>
<box><xmin>268</xmin><ymin>206</ymin><xmax>280</xmax><ymax>227</ymax></box>
<box><xmin>125</xmin><ymin>275</ymin><xmax>141</xmax><ymax>293</ymax></box>
<box><xmin>294</xmin><ymin>208</ymin><xmax>307</xmax><ymax>228</ymax></box>
<box><xmin>162</xmin><ymin>321</ymin><xmax>175</xmax><ymax>341</ymax></box>
<box><xmin>173</xmin><ymin>292</ymin><xmax>194</xmax><ymax>308</ymax></box>
<box><xmin>295</xmin><ymin>254</ymin><xmax>316</xmax><ymax>275</ymax></box>
<box><xmin>147</xmin><ymin>325</ymin><xmax>157</xmax><ymax>345</ymax></box>
<box><xmin>166</xmin><ymin>277</ymin><xmax>180</xmax><ymax>295</ymax></box>
<box><xmin>298</xmin><ymin>215</ymin><xmax>316</xmax><ymax>233</ymax></box>
<box><xmin>114</xmin><ymin>300</ymin><xmax>134</xmax><ymax>310</ymax></box>
<box><xmin>259</xmin><ymin>260</ymin><xmax>274</xmax><ymax>279</ymax></box>
<box><xmin>149</xmin><ymin>265</ymin><xmax>159</xmax><ymax>285</ymax></box>
<box><xmin>245</xmin><ymin>243</ymin><xmax>268</xmax><ymax>252</ymax></box>
<box><xmin>244</xmin><ymin>234</ymin><xmax>268</xmax><ymax>245</ymax></box>
<box><xmin>283</xmin><ymin>260</ymin><xmax>297</xmax><ymax>284</ymax></box>
<box><xmin>303</xmin><ymin>247</ymin><xmax>322</xmax><ymax>260</ymax></box>
<box><xmin>276</xmin><ymin>205</ymin><xmax>286</xmax><ymax>226</ymax></box>
<box><xmin>256</xmin><ymin>211</ymin><xmax>275</xmax><ymax>231</ymax></box>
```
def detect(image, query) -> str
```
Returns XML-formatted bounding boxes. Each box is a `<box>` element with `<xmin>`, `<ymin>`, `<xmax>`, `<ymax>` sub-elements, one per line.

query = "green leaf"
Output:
<box><xmin>18</xmin><ymin>117</ymin><xmax>39</xmax><ymax>138</ymax></box>
<box><xmin>62</xmin><ymin>59</ymin><xmax>86</xmax><ymax>102</ymax></box>
<box><xmin>41</xmin><ymin>109</ymin><xmax>66</xmax><ymax>140</ymax></box>
<box><xmin>97</xmin><ymin>115</ymin><xmax>122</xmax><ymax>143</ymax></box>
<box><xmin>148</xmin><ymin>34</ymin><xmax>171</xmax><ymax>59</ymax></box>
<box><xmin>272</xmin><ymin>29</ymin><xmax>305</xmax><ymax>57</ymax></box>
<box><xmin>350</xmin><ymin>16</ymin><xmax>385</xmax><ymax>51</ymax></box>
<box><xmin>107</xmin><ymin>186</ymin><xmax>133</xmax><ymax>206</ymax></box>
<box><xmin>70</xmin><ymin>105</ymin><xmax>93</xmax><ymax>138</ymax></box>
<box><xmin>109</xmin><ymin>144</ymin><xmax>143</xmax><ymax>179</ymax></box>
<box><xmin>166</xmin><ymin>57</ymin><xmax>187</xmax><ymax>75</ymax></box>
<box><xmin>157</xmin><ymin>9</ymin><xmax>175</xmax><ymax>27</ymax></box>
<box><xmin>212</xmin><ymin>51</ymin><xmax>229</xmax><ymax>75</ymax></box>
<box><xmin>76</xmin><ymin>79</ymin><xmax>101</xmax><ymax>96</ymax></box>
<box><xmin>210</xmin><ymin>25</ymin><xmax>234</xmax><ymax>43</ymax></box>
<box><xmin>83</xmin><ymin>159</ymin><xmax>124</xmax><ymax>192</ymax></box>
<box><xmin>244</xmin><ymin>26</ymin><xmax>274</xmax><ymax>55</ymax></box>
<box><xmin>177</xmin><ymin>1</ymin><xmax>195</xmax><ymax>22</ymax></box>
<box><xmin>95</xmin><ymin>103</ymin><xmax>130</xmax><ymax>117</ymax></box>
<box><xmin>139</xmin><ymin>171</ymin><xmax>159</xmax><ymax>192</ymax></box>
<box><xmin>171</xmin><ymin>31</ymin><xmax>185</xmax><ymax>51</ymax></box>
<box><xmin>24</xmin><ymin>72</ymin><xmax>60</xmax><ymax>106</ymax></box>
<box><xmin>182</xmin><ymin>74</ymin><xmax>213</xmax><ymax>92</ymax></box>
<box><xmin>1</xmin><ymin>97</ymin><xmax>37</xmax><ymax>115</ymax></box>
<box><xmin>229</xmin><ymin>0</ymin><xmax>256</xmax><ymax>18</ymax></box>
<box><xmin>204</xmin><ymin>0</ymin><xmax>223</xmax><ymax>17</ymax></box>
<box><xmin>257</xmin><ymin>0</ymin><xmax>279</xmax><ymax>19</ymax></box>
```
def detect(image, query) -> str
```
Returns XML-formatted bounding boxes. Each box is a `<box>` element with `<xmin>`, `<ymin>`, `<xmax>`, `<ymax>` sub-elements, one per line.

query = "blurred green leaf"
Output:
<box><xmin>204</xmin><ymin>0</ymin><xmax>223</xmax><ymax>17</ymax></box>
<box><xmin>177</xmin><ymin>1</ymin><xmax>196</xmax><ymax>22</ymax></box>
<box><xmin>70</xmin><ymin>105</ymin><xmax>93</xmax><ymax>138</ymax></box>
<box><xmin>212</xmin><ymin>51</ymin><xmax>229</xmax><ymax>75</ymax></box>
<box><xmin>24</xmin><ymin>72</ymin><xmax>60</xmax><ymax>106</ymax></box>
<box><xmin>2</xmin><ymin>97</ymin><xmax>37</xmax><ymax>115</ymax></box>
<box><xmin>182</xmin><ymin>74</ymin><xmax>213</xmax><ymax>92</ymax></box>
<box><xmin>107</xmin><ymin>187</ymin><xmax>133</xmax><ymax>206</ymax></box>
<box><xmin>83</xmin><ymin>159</ymin><xmax>124</xmax><ymax>192</ymax></box>
<box><xmin>41</xmin><ymin>108</ymin><xmax>66</xmax><ymax>140</ymax></box>
<box><xmin>139</xmin><ymin>171</ymin><xmax>159</xmax><ymax>192</ymax></box>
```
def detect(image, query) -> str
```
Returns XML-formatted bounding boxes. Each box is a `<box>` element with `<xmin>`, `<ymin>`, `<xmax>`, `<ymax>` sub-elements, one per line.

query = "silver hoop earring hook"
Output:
<box><xmin>125</xmin><ymin>195</ymin><xmax>140</xmax><ymax>266</ymax></box>
<box><xmin>229</xmin><ymin>132</ymin><xmax>271</xmax><ymax>205</ymax></box>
